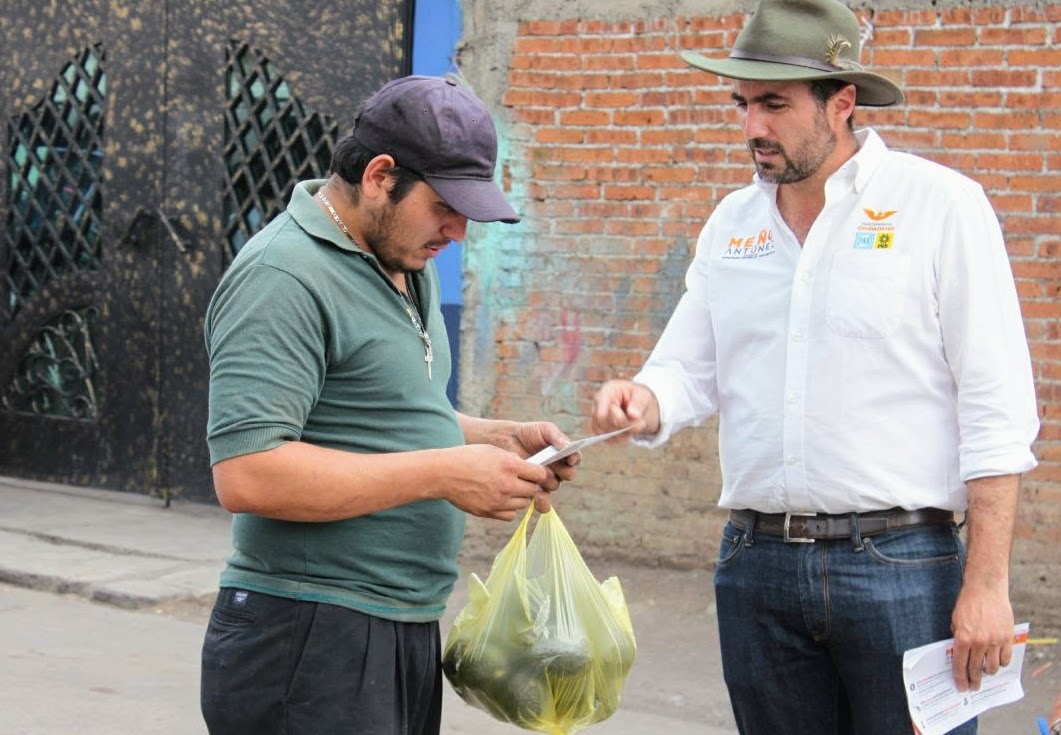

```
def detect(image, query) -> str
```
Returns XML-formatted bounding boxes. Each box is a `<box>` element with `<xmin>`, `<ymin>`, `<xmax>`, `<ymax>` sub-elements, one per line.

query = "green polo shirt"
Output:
<box><xmin>205</xmin><ymin>179</ymin><xmax>466</xmax><ymax>622</ymax></box>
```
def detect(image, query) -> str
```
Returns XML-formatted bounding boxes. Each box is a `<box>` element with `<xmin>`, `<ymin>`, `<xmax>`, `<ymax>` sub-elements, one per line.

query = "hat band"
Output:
<box><xmin>729</xmin><ymin>48</ymin><xmax>843</xmax><ymax>73</ymax></box>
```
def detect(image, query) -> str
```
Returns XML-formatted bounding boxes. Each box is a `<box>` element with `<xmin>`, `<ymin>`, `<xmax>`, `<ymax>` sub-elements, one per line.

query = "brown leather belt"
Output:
<box><xmin>729</xmin><ymin>507</ymin><xmax>954</xmax><ymax>543</ymax></box>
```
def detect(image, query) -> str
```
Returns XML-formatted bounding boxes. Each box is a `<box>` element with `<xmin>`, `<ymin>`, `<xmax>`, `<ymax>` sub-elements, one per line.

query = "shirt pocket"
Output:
<box><xmin>825</xmin><ymin>250</ymin><xmax>911</xmax><ymax>338</ymax></box>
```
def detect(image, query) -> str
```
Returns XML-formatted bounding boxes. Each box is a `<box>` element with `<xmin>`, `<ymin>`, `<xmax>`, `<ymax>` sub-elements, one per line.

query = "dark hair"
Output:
<box><xmin>809</xmin><ymin>79</ymin><xmax>856</xmax><ymax>129</ymax></box>
<box><xmin>329</xmin><ymin>133</ymin><xmax>424</xmax><ymax>205</ymax></box>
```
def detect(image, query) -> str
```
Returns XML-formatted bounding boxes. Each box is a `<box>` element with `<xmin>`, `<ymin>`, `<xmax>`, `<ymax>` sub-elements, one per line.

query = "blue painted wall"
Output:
<box><xmin>412</xmin><ymin>0</ymin><xmax>464</xmax><ymax>406</ymax></box>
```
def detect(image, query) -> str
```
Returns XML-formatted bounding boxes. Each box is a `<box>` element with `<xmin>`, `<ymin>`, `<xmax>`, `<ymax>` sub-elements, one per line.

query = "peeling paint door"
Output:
<box><xmin>0</xmin><ymin>0</ymin><xmax>412</xmax><ymax>502</ymax></box>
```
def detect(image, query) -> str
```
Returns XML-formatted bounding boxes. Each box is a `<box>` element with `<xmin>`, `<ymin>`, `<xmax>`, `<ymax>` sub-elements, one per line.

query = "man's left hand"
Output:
<box><xmin>950</xmin><ymin>580</ymin><xmax>1014</xmax><ymax>691</ymax></box>
<box><xmin>507</xmin><ymin>421</ymin><xmax>580</xmax><ymax>511</ymax></box>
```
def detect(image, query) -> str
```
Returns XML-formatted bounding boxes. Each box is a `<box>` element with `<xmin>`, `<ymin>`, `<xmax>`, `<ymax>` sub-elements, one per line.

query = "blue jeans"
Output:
<box><xmin>715</xmin><ymin>519</ymin><xmax>974</xmax><ymax>735</ymax></box>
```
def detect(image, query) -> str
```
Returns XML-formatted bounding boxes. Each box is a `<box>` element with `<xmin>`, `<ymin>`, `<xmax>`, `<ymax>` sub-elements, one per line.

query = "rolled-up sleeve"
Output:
<box><xmin>936</xmin><ymin>182</ymin><xmax>1040</xmax><ymax>481</ymax></box>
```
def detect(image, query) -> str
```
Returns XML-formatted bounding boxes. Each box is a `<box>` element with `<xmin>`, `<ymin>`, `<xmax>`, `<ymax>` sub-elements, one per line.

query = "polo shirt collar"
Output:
<box><xmin>287</xmin><ymin>179</ymin><xmax>366</xmax><ymax>255</ymax></box>
<box><xmin>284</xmin><ymin>179</ymin><xmax>434</xmax><ymax>313</ymax></box>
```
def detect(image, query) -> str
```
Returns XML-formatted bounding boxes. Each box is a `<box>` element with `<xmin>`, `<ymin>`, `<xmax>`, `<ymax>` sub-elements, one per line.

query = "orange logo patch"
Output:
<box><xmin>863</xmin><ymin>209</ymin><xmax>897</xmax><ymax>222</ymax></box>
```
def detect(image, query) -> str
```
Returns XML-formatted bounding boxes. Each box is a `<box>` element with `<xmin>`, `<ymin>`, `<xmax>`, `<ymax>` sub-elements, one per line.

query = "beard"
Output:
<box><xmin>360</xmin><ymin>201</ymin><xmax>440</xmax><ymax>274</ymax></box>
<box><xmin>360</xmin><ymin>195</ymin><xmax>451</xmax><ymax>276</ymax></box>
<box><xmin>748</xmin><ymin>111</ymin><xmax>837</xmax><ymax>185</ymax></box>
<box><xmin>361</xmin><ymin>200</ymin><xmax>412</xmax><ymax>274</ymax></box>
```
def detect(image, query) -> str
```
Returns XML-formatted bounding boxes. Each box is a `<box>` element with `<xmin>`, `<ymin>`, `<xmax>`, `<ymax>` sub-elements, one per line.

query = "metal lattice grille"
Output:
<box><xmin>3</xmin><ymin>46</ymin><xmax>107</xmax><ymax>319</ymax></box>
<box><xmin>223</xmin><ymin>42</ymin><xmax>339</xmax><ymax>256</ymax></box>
<box><xmin>2</xmin><ymin>307</ymin><xmax>100</xmax><ymax>420</ymax></box>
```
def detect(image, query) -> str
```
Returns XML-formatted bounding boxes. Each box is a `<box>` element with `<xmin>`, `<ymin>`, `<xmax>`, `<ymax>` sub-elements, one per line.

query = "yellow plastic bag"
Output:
<box><xmin>443</xmin><ymin>507</ymin><xmax>637</xmax><ymax>735</ymax></box>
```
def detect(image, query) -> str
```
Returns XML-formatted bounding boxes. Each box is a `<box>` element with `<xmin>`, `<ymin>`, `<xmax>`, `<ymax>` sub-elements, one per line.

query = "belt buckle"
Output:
<box><xmin>783</xmin><ymin>512</ymin><xmax>817</xmax><ymax>543</ymax></box>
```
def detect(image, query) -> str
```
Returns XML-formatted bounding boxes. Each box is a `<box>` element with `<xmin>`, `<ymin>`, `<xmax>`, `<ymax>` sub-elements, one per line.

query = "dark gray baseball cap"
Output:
<box><xmin>352</xmin><ymin>75</ymin><xmax>520</xmax><ymax>224</ymax></box>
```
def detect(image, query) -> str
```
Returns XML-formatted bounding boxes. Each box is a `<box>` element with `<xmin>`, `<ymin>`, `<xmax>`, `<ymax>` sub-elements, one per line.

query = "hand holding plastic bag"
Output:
<box><xmin>443</xmin><ymin>507</ymin><xmax>636</xmax><ymax>734</ymax></box>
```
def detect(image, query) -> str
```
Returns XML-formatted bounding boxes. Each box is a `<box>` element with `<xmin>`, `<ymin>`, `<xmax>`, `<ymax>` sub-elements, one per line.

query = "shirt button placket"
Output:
<box><xmin>782</xmin><ymin>263</ymin><xmax>813</xmax><ymax>508</ymax></box>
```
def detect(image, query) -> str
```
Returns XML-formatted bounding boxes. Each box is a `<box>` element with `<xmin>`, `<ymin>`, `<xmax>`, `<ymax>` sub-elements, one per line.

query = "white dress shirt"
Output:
<box><xmin>634</xmin><ymin>129</ymin><xmax>1039</xmax><ymax>513</ymax></box>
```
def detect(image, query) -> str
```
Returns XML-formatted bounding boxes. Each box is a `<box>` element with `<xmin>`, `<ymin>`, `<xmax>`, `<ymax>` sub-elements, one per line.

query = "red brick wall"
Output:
<box><xmin>460</xmin><ymin>4</ymin><xmax>1061</xmax><ymax>570</ymax></box>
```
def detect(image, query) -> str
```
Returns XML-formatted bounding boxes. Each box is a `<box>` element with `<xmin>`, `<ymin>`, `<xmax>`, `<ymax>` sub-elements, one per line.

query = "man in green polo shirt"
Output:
<box><xmin>200</xmin><ymin>75</ymin><xmax>578</xmax><ymax>735</ymax></box>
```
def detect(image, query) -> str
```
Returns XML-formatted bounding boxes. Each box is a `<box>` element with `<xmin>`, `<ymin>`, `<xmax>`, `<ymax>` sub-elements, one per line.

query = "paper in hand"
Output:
<box><xmin>527</xmin><ymin>426</ymin><xmax>634</xmax><ymax>466</ymax></box>
<box><xmin>903</xmin><ymin>623</ymin><xmax>1029</xmax><ymax>735</ymax></box>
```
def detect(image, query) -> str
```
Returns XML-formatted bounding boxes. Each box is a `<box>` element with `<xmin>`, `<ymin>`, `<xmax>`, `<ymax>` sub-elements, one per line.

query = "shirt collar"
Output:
<box><xmin>751</xmin><ymin>127</ymin><xmax>889</xmax><ymax>196</ymax></box>
<box><xmin>286</xmin><ymin>179</ymin><xmax>434</xmax><ymax>310</ymax></box>
<box><xmin>288</xmin><ymin>179</ymin><xmax>366</xmax><ymax>255</ymax></box>
<box><xmin>840</xmin><ymin>128</ymin><xmax>887</xmax><ymax>194</ymax></box>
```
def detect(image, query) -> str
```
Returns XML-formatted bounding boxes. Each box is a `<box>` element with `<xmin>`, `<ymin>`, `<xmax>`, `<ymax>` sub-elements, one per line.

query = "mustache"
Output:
<box><xmin>748</xmin><ymin>138</ymin><xmax>783</xmax><ymax>154</ymax></box>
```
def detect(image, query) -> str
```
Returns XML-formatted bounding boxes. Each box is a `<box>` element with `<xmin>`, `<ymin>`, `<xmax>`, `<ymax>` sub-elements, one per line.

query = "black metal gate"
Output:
<box><xmin>0</xmin><ymin>1</ymin><xmax>412</xmax><ymax>502</ymax></box>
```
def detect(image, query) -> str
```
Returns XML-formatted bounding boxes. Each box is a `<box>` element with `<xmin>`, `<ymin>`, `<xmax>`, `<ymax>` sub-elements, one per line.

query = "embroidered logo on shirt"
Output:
<box><xmin>863</xmin><ymin>209</ymin><xmax>897</xmax><ymax>222</ymax></box>
<box><xmin>722</xmin><ymin>228</ymin><xmax>776</xmax><ymax>259</ymax></box>
<box><xmin>854</xmin><ymin>208</ymin><xmax>897</xmax><ymax>249</ymax></box>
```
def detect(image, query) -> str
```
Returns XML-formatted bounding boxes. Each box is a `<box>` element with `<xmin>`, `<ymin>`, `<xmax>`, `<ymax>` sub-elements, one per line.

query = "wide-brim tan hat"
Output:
<box><xmin>681</xmin><ymin>0</ymin><xmax>904</xmax><ymax>107</ymax></box>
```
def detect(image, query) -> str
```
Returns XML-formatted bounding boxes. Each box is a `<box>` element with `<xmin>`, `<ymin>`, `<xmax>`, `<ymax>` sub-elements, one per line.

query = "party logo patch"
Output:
<box><xmin>853</xmin><ymin>208</ymin><xmax>898</xmax><ymax>250</ymax></box>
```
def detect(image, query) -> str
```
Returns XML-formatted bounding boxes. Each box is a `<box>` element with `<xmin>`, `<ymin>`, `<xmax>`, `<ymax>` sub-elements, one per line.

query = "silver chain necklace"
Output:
<box><xmin>399</xmin><ymin>289</ymin><xmax>433</xmax><ymax>382</ymax></box>
<box><xmin>317</xmin><ymin>188</ymin><xmax>433</xmax><ymax>381</ymax></box>
<box><xmin>317</xmin><ymin>190</ymin><xmax>356</xmax><ymax>244</ymax></box>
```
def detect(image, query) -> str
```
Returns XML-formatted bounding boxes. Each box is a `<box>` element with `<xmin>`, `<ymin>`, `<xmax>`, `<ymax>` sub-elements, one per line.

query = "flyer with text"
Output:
<box><xmin>903</xmin><ymin>622</ymin><xmax>1030</xmax><ymax>735</ymax></box>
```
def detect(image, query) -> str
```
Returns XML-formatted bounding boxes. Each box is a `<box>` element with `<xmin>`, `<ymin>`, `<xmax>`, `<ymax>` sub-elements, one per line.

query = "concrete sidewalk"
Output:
<box><xmin>0</xmin><ymin>478</ymin><xmax>232</xmax><ymax>609</ymax></box>
<box><xmin>2</xmin><ymin>475</ymin><xmax>1056</xmax><ymax>735</ymax></box>
<box><xmin>0</xmin><ymin>475</ymin><xmax>735</xmax><ymax>735</ymax></box>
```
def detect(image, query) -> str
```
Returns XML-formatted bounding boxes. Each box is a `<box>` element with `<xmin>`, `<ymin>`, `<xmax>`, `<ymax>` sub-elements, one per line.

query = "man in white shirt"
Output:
<box><xmin>590</xmin><ymin>1</ymin><xmax>1040</xmax><ymax>733</ymax></box>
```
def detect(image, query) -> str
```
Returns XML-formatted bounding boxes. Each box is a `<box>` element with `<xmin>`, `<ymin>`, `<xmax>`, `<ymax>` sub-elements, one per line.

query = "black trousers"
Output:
<box><xmin>200</xmin><ymin>588</ymin><xmax>443</xmax><ymax>735</ymax></box>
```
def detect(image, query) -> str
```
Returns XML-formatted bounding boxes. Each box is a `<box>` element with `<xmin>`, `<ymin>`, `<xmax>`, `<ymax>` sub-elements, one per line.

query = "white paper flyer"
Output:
<box><xmin>527</xmin><ymin>426</ymin><xmax>632</xmax><ymax>466</ymax></box>
<box><xmin>903</xmin><ymin>622</ymin><xmax>1030</xmax><ymax>735</ymax></box>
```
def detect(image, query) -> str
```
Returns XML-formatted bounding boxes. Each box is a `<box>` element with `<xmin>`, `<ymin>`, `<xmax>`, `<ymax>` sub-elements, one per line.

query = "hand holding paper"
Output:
<box><xmin>903</xmin><ymin>623</ymin><xmax>1030</xmax><ymax>735</ymax></box>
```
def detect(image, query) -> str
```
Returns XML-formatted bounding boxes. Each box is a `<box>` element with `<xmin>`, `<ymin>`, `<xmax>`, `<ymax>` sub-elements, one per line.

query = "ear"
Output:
<box><xmin>360</xmin><ymin>154</ymin><xmax>398</xmax><ymax>202</ymax></box>
<box><xmin>832</xmin><ymin>83</ymin><xmax>858</xmax><ymax>126</ymax></box>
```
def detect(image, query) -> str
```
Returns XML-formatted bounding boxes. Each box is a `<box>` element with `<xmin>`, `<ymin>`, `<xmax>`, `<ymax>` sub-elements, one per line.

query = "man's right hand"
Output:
<box><xmin>443</xmin><ymin>444</ymin><xmax>552</xmax><ymax>522</ymax></box>
<box><xmin>590</xmin><ymin>379</ymin><xmax>660</xmax><ymax>438</ymax></box>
